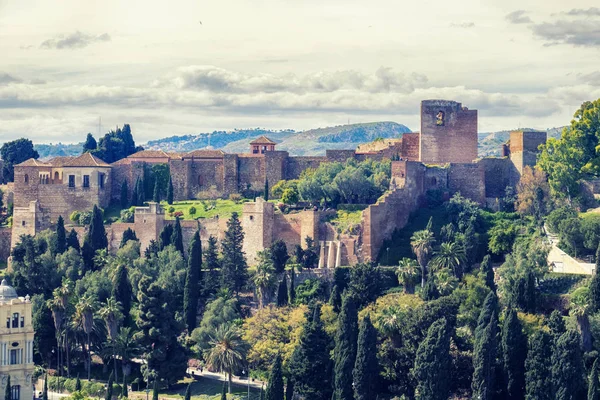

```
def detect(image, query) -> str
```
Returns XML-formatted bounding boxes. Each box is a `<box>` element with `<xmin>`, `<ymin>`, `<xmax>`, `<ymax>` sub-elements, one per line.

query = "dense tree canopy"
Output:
<box><xmin>0</xmin><ymin>138</ymin><xmax>39</xmax><ymax>182</ymax></box>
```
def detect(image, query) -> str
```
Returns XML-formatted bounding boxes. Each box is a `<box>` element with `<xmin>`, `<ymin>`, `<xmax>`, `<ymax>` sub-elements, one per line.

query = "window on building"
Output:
<box><xmin>10</xmin><ymin>349</ymin><xmax>19</xmax><ymax>364</ymax></box>
<box><xmin>83</xmin><ymin>175</ymin><xmax>90</xmax><ymax>188</ymax></box>
<box><xmin>6</xmin><ymin>317</ymin><xmax>9</xmax><ymax>328</ymax></box>
<box><xmin>24</xmin><ymin>174</ymin><xmax>29</xmax><ymax>184</ymax></box>
<box><xmin>12</xmin><ymin>313</ymin><xmax>19</xmax><ymax>328</ymax></box>
<box><xmin>21</xmin><ymin>221</ymin><xmax>25</xmax><ymax>227</ymax></box>
<box><xmin>68</xmin><ymin>175</ymin><xmax>75</xmax><ymax>188</ymax></box>
<box><xmin>253</xmin><ymin>146</ymin><xmax>259</xmax><ymax>154</ymax></box>
<box><xmin>11</xmin><ymin>385</ymin><xmax>20</xmax><ymax>400</ymax></box>
<box><xmin>261</xmin><ymin>145</ymin><xmax>267</xmax><ymax>154</ymax></box>
<box><xmin>20</xmin><ymin>316</ymin><xmax>24</xmax><ymax>328</ymax></box>
<box><xmin>98</xmin><ymin>173</ymin><xmax>105</xmax><ymax>189</ymax></box>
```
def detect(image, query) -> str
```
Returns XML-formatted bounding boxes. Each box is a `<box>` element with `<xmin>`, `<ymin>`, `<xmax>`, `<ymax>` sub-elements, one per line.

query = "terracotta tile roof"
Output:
<box><xmin>46</xmin><ymin>156</ymin><xmax>75</xmax><ymax>167</ymax></box>
<box><xmin>249</xmin><ymin>136</ymin><xmax>276</xmax><ymax>145</ymax></box>
<box><xmin>127</xmin><ymin>149</ymin><xmax>173</xmax><ymax>159</ymax></box>
<box><xmin>62</xmin><ymin>152</ymin><xmax>111</xmax><ymax>167</ymax></box>
<box><xmin>15</xmin><ymin>158</ymin><xmax>51</xmax><ymax>167</ymax></box>
<box><xmin>183</xmin><ymin>149</ymin><xmax>225</xmax><ymax>159</ymax></box>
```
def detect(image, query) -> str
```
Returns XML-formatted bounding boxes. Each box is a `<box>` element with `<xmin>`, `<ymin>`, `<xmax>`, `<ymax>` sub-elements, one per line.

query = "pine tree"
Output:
<box><xmin>265</xmin><ymin>354</ymin><xmax>285</xmax><ymax>400</ymax></box>
<box><xmin>480</xmin><ymin>254</ymin><xmax>495</xmax><ymax>292</ymax></box>
<box><xmin>591</xmin><ymin>248</ymin><xmax>600</xmax><ymax>312</ymax></box>
<box><xmin>285</xmin><ymin>379</ymin><xmax>293</xmax><ymax>400</ymax></box>
<box><xmin>221</xmin><ymin>212</ymin><xmax>248</xmax><ymax>294</ymax></box>
<box><xmin>105</xmin><ymin>371</ymin><xmax>114</xmax><ymax>400</ymax></box>
<box><xmin>120</xmin><ymin>180</ymin><xmax>129</xmax><ymax>209</ymax></box>
<box><xmin>167</xmin><ymin>175</ymin><xmax>174</xmax><ymax>205</ymax></box>
<box><xmin>5</xmin><ymin>375</ymin><xmax>11</xmax><ymax>400</ymax></box>
<box><xmin>353</xmin><ymin>314</ymin><xmax>378</xmax><ymax>400</ymax></box>
<box><xmin>83</xmin><ymin>133</ymin><xmax>97</xmax><ymax>153</ymax></box>
<box><xmin>184</xmin><ymin>231</ymin><xmax>202</xmax><ymax>332</ymax></box>
<box><xmin>472</xmin><ymin>312</ymin><xmax>498</xmax><ymax>400</ymax></box>
<box><xmin>502</xmin><ymin>309</ymin><xmax>527</xmax><ymax>400</ymax></box>
<box><xmin>276</xmin><ymin>277</ymin><xmax>288</xmax><ymax>307</ymax></box>
<box><xmin>184</xmin><ymin>383</ymin><xmax>191</xmax><ymax>400</ymax></box>
<box><xmin>288</xmin><ymin>266</ymin><xmax>296</xmax><ymax>304</ymax></box>
<box><xmin>112</xmin><ymin>265</ymin><xmax>133</xmax><ymax>324</ymax></box>
<box><xmin>120</xmin><ymin>228</ymin><xmax>138</xmax><ymax>248</ymax></box>
<box><xmin>67</xmin><ymin>228</ymin><xmax>80</xmax><ymax>251</ymax></box>
<box><xmin>43</xmin><ymin>374</ymin><xmax>48</xmax><ymax>400</ymax></box>
<box><xmin>289</xmin><ymin>305</ymin><xmax>333</xmax><ymax>400</ymax></box>
<box><xmin>75</xmin><ymin>374</ymin><xmax>82</xmax><ymax>391</ymax></box>
<box><xmin>329</xmin><ymin>285</ymin><xmax>342</xmax><ymax>313</ymax></box>
<box><xmin>589</xmin><ymin>358</ymin><xmax>600</xmax><ymax>400</ymax></box>
<box><xmin>131</xmin><ymin>178</ymin><xmax>140</xmax><ymax>207</ymax></box>
<box><xmin>54</xmin><ymin>215</ymin><xmax>67</xmax><ymax>255</ymax></box>
<box><xmin>551</xmin><ymin>330</ymin><xmax>586</xmax><ymax>400</ymax></box>
<box><xmin>334</xmin><ymin>294</ymin><xmax>358</xmax><ymax>400</ymax></box>
<box><xmin>171</xmin><ymin>217</ymin><xmax>184</xmax><ymax>255</ymax></box>
<box><xmin>153</xmin><ymin>177</ymin><xmax>161</xmax><ymax>203</ymax></box>
<box><xmin>122</xmin><ymin>375</ymin><xmax>128</xmax><ymax>398</ymax></box>
<box><xmin>264</xmin><ymin>179</ymin><xmax>269</xmax><ymax>201</ymax></box>
<box><xmin>413</xmin><ymin>318</ymin><xmax>451</xmax><ymax>400</ymax></box>
<box><xmin>525</xmin><ymin>331</ymin><xmax>552</xmax><ymax>400</ymax></box>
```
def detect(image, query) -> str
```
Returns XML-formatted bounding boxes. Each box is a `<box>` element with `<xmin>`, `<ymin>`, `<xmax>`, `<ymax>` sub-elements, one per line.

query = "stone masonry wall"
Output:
<box><xmin>447</xmin><ymin>163</ymin><xmax>486</xmax><ymax>204</ymax></box>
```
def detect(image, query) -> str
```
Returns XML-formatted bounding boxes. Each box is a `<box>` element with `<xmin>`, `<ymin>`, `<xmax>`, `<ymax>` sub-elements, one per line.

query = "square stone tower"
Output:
<box><xmin>509</xmin><ymin>130</ymin><xmax>547</xmax><ymax>177</ymax></box>
<box><xmin>419</xmin><ymin>100</ymin><xmax>478</xmax><ymax>164</ymax></box>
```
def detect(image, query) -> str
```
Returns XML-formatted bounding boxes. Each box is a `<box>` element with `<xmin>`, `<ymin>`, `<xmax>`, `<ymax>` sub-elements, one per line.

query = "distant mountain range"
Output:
<box><xmin>32</xmin><ymin>123</ymin><xmax>566</xmax><ymax>159</ymax></box>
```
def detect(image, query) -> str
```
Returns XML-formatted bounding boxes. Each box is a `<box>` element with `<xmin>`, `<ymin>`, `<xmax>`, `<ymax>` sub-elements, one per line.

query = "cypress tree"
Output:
<box><xmin>524</xmin><ymin>272</ymin><xmax>536</xmax><ymax>313</ymax></box>
<box><xmin>285</xmin><ymin>379</ymin><xmax>293</xmax><ymax>400</ymax></box>
<box><xmin>112</xmin><ymin>265</ymin><xmax>133</xmax><ymax>324</ymax></box>
<box><xmin>82</xmin><ymin>239</ymin><xmax>95</xmax><ymax>273</ymax></box>
<box><xmin>184</xmin><ymin>383</ymin><xmax>191</xmax><ymax>400</ymax></box>
<box><xmin>67</xmin><ymin>228</ymin><xmax>80</xmax><ymax>251</ymax></box>
<box><xmin>502</xmin><ymin>309</ymin><xmax>527</xmax><ymax>400</ymax></box>
<box><xmin>525</xmin><ymin>331</ymin><xmax>552</xmax><ymax>400</ymax></box>
<box><xmin>264</xmin><ymin>179</ymin><xmax>269</xmax><ymax>201</ymax></box>
<box><xmin>221</xmin><ymin>382</ymin><xmax>227</xmax><ymax>400</ymax></box>
<box><xmin>353</xmin><ymin>314</ymin><xmax>378</xmax><ymax>400</ymax></box>
<box><xmin>289</xmin><ymin>305</ymin><xmax>333</xmax><ymax>400</ymax></box>
<box><xmin>413</xmin><ymin>318</ymin><xmax>451</xmax><ymax>400</ymax></box>
<box><xmin>167</xmin><ymin>175</ymin><xmax>174</xmax><ymax>205</ymax></box>
<box><xmin>480</xmin><ymin>254</ymin><xmax>495</xmax><ymax>292</ymax></box>
<box><xmin>153</xmin><ymin>177</ymin><xmax>161</xmax><ymax>203</ymax></box>
<box><xmin>334</xmin><ymin>294</ymin><xmax>358</xmax><ymax>400</ymax></box>
<box><xmin>137</xmin><ymin>177</ymin><xmax>145</xmax><ymax>206</ymax></box>
<box><xmin>270</xmin><ymin>240</ymin><xmax>289</xmax><ymax>273</ymax></box>
<box><xmin>131</xmin><ymin>178</ymin><xmax>139</xmax><ymax>207</ymax></box>
<box><xmin>5</xmin><ymin>375</ymin><xmax>11</xmax><ymax>400</ymax></box>
<box><xmin>472</xmin><ymin>313</ymin><xmax>498</xmax><ymax>400</ymax></box>
<box><xmin>43</xmin><ymin>374</ymin><xmax>48</xmax><ymax>400</ymax></box>
<box><xmin>159</xmin><ymin>224</ymin><xmax>173</xmax><ymax>250</ymax></box>
<box><xmin>54</xmin><ymin>215</ymin><xmax>67</xmax><ymax>254</ymax></box>
<box><xmin>220</xmin><ymin>212</ymin><xmax>248</xmax><ymax>295</ymax></box>
<box><xmin>288</xmin><ymin>266</ymin><xmax>296</xmax><ymax>304</ymax></box>
<box><xmin>88</xmin><ymin>205</ymin><xmax>108</xmax><ymax>250</ymax></box>
<box><xmin>329</xmin><ymin>285</ymin><xmax>342</xmax><ymax>313</ymax></box>
<box><xmin>184</xmin><ymin>231</ymin><xmax>202</xmax><ymax>332</ymax></box>
<box><xmin>171</xmin><ymin>217</ymin><xmax>184</xmax><ymax>255</ymax></box>
<box><xmin>120</xmin><ymin>180</ymin><xmax>129</xmax><ymax>209</ymax></box>
<box><xmin>591</xmin><ymin>248</ymin><xmax>600</xmax><ymax>312</ymax></box>
<box><xmin>75</xmin><ymin>374</ymin><xmax>82</xmax><ymax>391</ymax></box>
<box><xmin>120</xmin><ymin>228</ymin><xmax>138</xmax><ymax>248</ymax></box>
<box><xmin>476</xmin><ymin>292</ymin><xmax>499</xmax><ymax>338</ymax></box>
<box><xmin>105</xmin><ymin>371</ymin><xmax>114</xmax><ymax>400</ymax></box>
<box><xmin>203</xmin><ymin>235</ymin><xmax>220</xmax><ymax>299</ymax></box>
<box><xmin>589</xmin><ymin>358</ymin><xmax>600</xmax><ymax>400</ymax></box>
<box><xmin>152</xmin><ymin>379</ymin><xmax>158</xmax><ymax>400</ymax></box>
<box><xmin>122</xmin><ymin>375</ymin><xmax>128</xmax><ymax>398</ymax></box>
<box><xmin>276</xmin><ymin>277</ymin><xmax>289</xmax><ymax>307</ymax></box>
<box><xmin>265</xmin><ymin>354</ymin><xmax>285</xmax><ymax>400</ymax></box>
<box><xmin>551</xmin><ymin>330</ymin><xmax>586</xmax><ymax>400</ymax></box>
<box><xmin>548</xmin><ymin>310</ymin><xmax>566</xmax><ymax>344</ymax></box>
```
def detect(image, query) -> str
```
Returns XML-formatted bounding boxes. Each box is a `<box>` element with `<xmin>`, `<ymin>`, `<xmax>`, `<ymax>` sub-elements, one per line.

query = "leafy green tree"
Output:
<box><xmin>203</xmin><ymin>235</ymin><xmax>221</xmax><ymax>299</ymax></box>
<box><xmin>570</xmin><ymin>286</ymin><xmax>592</xmax><ymax>352</ymax></box>
<box><xmin>422</xmin><ymin>275</ymin><xmax>440</xmax><ymax>301</ymax></box>
<box><xmin>476</xmin><ymin>292</ymin><xmax>499</xmax><ymax>338</ymax></box>
<box><xmin>92</xmin><ymin>124</ymin><xmax>137</xmax><ymax>163</ymax></box>
<box><xmin>430</xmin><ymin>241</ymin><xmax>466</xmax><ymax>278</ymax></box>
<box><xmin>502</xmin><ymin>309</ymin><xmax>527</xmax><ymax>400</ymax></box>
<box><xmin>167</xmin><ymin>176</ymin><xmax>174</xmax><ymax>205</ymax></box>
<box><xmin>120</xmin><ymin>180</ymin><xmax>129</xmax><ymax>209</ymax></box>
<box><xmin>413</xmin><ymin>318</ymin><xmax>451</xmax><ymax>400</ymax></box>
<box><xmin>411</xmin><ymin>229</ymin><xmax>435</xmax><ymax>287</ymax></box>
<box><xmin>158</xmin><ymin>224</ymin><xmax>173</xmax><ymax>250</ymax></box>
<box><xmin>205</xmin><ymin>323</ymin><xmax>248</xmax><ymax>393</ymax></box>
<box><xmin>589</xmin><ymin>358</ymin><xmax>599</xmax><ymax>400</ymax></box>
<box><xmin>551</xmin><ymin>330</ymin><xmax>586</xmax><ymax>400</ymax></box>
<box><xmin>0</xmin><ymin>137</ymin><xmax>39</xmax><ymax>181</ymax></box>
<box><xmin>83</xmin><ymin>205</ymin><xmax>107</xmax><ymax>271</ymax></box>
<box><xmin>5</xmin><ymin>375</ymin><xmax>11</xmax><ymax>400</ymax></box>
<box><xmin>525</xmin><ymin>331</ymin><xmax>552</xmax><ymax>400</ymax></box>
<box><xmin>289</xmin><ymin>305</ymin><xmax>333</xmax><ymax>400</ymax></box>
<box><xmin>276</xmin><ymin>277</ymin><xmax>289</xmax><ymax>307</ymax></box>
<box><xmin>472</xmin><ymin>312</ymin><xmax>498</xmax><ymax>400</ymax></box>
<box><xmin>353</xmin><ymin>314</ymin><xmax>378</xmax><ymax>400</ymax></box>
<box><xmin>191</xmin><ymin>297</ymin><xmax>240</xmax><ymax>353</ymax></box>
<box><xmin>270</xmin><ymin>240</ymin><xmax>289</xmax><ymax>273</ymax></box>
<box><xmin>67</xmin><ymin>229</ymin><xmax>80</xmax><ymax>252</ymax></box>
<box><xmin>83</xmin><ymin>133</ymin><xmax>97</xmax><ymax>153</ymax></box>
<box><xmin>488</xmin><ymin>220</ymin><xmax>519</xmax><ymax>256</ymax></box>
<box><xmin>32</xmin><ymin>294</ymin><xmax>57</xmax><ymax>366</ymax></box>
<box><xmin>112</xmin><ymin>265</ymin><xmax>133</xmax><ymax>325</ymax></box>
<box><xmin>347</xmin><ymin>262</ymin><xmax>380</xmax><ymax>309</ymax></box>
<box><xmin>184</xmin><ymin>231</ymin><xmax>202</xmax><ymax>332</ymax></box>
<box><xmin>397</xmin><ymin>258</ymin><xmax>420</xmax><ymax>294</ymax></box>
<box><xmin>334</xmin><ymin>294</ymin><xmax>358</xmax><ymax>400</ymax></box>
<box><xmin>329</xmin><ymin>285</ymin><xmax>342</xmax><ymax>312</ymax></box>
<box><xmin>264</xmin><ymin>179</ymin><xmax>270</xmax><ymax>201</ymax></box>
<box><xmin>221</xmin><ymin>212</ymin><xmax>248</xmax><ymax>295</ymax></box>
<box><xmin>548</xmin><ymin>310</ymin><xmax>566</xmax><ymax>344</ymax></box>
<box><xmin>590</xmin><ymin>249</ymin><xmax>600</xmax><ymax>312</ymax></box>
<box><xmin>120</xmin><ymin>228</ymin><xmax>138</xmax><ymax>248</ymax></box>
<box><xmin>265</xmin><ymin>354</ymin><xmax>284</xmax><ymax>400</ymax></box>
<box><xmin>171</xmin><ymin>217</ymin><xmax>184</xmax><ymax>255</ymax></box>
<box><xmin>53</xmin><ymin>215</ymin><xmax>67</xmax><ymax>255</ymax></box>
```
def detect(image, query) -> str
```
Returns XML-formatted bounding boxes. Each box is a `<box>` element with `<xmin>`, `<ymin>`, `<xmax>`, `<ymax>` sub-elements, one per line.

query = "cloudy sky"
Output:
<box><xmin>1</xmin><ymin>0</ymin><xmax>600</xmax><ymax>144</ymax></box>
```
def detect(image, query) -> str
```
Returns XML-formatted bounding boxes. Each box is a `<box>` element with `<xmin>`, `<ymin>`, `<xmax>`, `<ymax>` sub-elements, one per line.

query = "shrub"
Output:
<box><xmin>120</xmin><ymin>209</ymin><xmax>134</xmax><ymax>223</ymax></box>
<box><xmin>189</xmin><ymin>206</ymin><xmax>197</xmax><ymax>216</ymax></box>
<box><xmin>295</xmin><ymin>278</ymin><xmax>328</xmax><ymax>304</ymax></box>
<box><xmin>168</xmin><ymin>206</ymin><xmax>175</xmax><ymax>214</ymax></box>
<box><xmin>78</xmin><ymin>211</ymin><xmax>92</xmax><ymax>225</ymax></box>
<box><xmin>70</xmin><ymin>211</ymin><xmax>81</xmax><ymax>224</ymax></box>
<box><xmin>229</xmin><ymin>193</ymin><xmax>243</xmax><ymax>203</ymax></box>
<box><xmin>282</xmin><ymin>187</ymin><xmax>299</xmax><ymax>205</ymax></box>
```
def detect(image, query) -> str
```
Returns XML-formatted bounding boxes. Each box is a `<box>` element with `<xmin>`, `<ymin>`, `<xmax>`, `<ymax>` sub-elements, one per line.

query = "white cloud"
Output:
<box><xmin>40</xmin><ymin>31</ymin><xmax>111</xmax><ymax>50</ymax></box>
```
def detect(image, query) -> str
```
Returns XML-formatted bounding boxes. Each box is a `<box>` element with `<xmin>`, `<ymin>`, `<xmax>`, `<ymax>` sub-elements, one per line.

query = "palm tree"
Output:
<box><xmin>397</xmin><ymin>258</ymin><xmax>421</xmax><ymax>294</ymax></box>
<box><xmin>57</xmin><ymin>279</ymin><xmax>74</xmax><ymax>377</ymax></box>
<box><xmin>433</xmin><ymin>267</ymin><xmax>459</xmax><ymax>296</ymax></box>
<box><xmin>430</xmin><ymin>241</ymin><xmax>467</xmax><ymax>278</ymax></box>
<box><xmin>99</xmin><ymin>297</ymin><xmax>124</xmax><ymax>380</ymax></box>
<box><xmin>410</xmin><ymin>229</ymin><xmax>435</xmax><ymax>288</ymax></box>
<box><xmin>252</xmin><ymin>251</ymin><xmax>277</xmax><ymax>308</ymax></box>
<box><xmin>110</xmin><ymin>327</ymin><xmax>142</xmax><ymax>377</ymax></box>
<box><xmin>204</xmin><ymin>323</ymin><xmax>248</xmax><ymax>393</ymax></box>
<box><xmin>570</xmin><ymin>287</ymin><xmax>592</xmax><ymax>352</ymax></box>
<box><xmin>47</xmin><ymin>291</ymin><xmax>65</xmax><ymax>379</ymax></box>
<box><xmin>75</xmin><ymin>295</ymin><xmax>98</xmax><ymax>380</ymax></box>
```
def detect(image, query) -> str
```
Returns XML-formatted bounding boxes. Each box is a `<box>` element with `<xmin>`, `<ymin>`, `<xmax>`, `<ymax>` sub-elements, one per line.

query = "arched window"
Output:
<box><xmin>12</xmin><ymin>313</ymin><xmax>19</xmax><ymax>328</ymax></box>
<box><xmin>54</xmin><ymin>171</ymin><xmax>59</xmax><ymax>183</ymax></box>
<box><xmin>24</xmin><ymin>174</ymin><xmax>29</xmax><ymax>184</ymax></box>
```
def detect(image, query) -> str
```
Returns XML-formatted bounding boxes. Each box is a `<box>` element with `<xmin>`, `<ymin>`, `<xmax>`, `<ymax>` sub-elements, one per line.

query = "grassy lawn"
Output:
<box><xmin>134</xmin><ymin>377</ymin><xmax>262</xmax><ymax>400</ymax></box>
<box><xmin>329</xmin><ymin>209</ymin><xmax>363</xmax><ymax>235</ymax></box>
<box><xmin>162</xmin><ymin>200</ymin><xmax>244</xmax><ymax>221</ymax></box>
